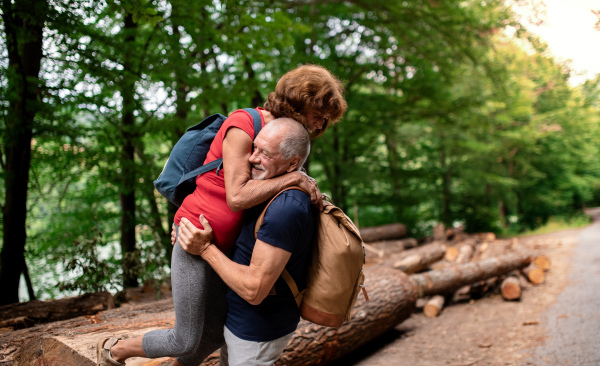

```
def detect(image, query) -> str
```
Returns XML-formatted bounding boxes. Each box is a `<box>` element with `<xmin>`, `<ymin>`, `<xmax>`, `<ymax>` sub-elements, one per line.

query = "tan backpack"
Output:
<box><xmin>254</xmin><ymin>187</ymin><xmax>367</xmax><ymax>328</ymax></box>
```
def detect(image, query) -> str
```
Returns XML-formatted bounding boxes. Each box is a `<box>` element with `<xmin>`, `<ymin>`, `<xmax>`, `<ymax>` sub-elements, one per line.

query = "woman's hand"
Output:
<box><xmin>177</xmin><ymin>215</ymin><xmax>214</xmax><ymax>257</ymax></box>
<box><xmin>296</xmin><ymin>171</ymin><xmax>324</xmax><ymax>211</ymax></box>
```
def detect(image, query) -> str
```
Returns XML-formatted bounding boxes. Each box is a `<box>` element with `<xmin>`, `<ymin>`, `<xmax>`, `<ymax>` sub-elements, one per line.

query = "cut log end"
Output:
<box><xmin>522</xmin><ymin>264</ymin><xmax>545</xmax><ymax>285</ymax></box>
<box><xmin>423</xmin><ymin>295</ymin><xmax>445</xmax><ymax>318</ymax></box>
<box><xmin>445</xmin><ymin>247</ymin><xmax>459</xmax><ymax>262</ymax></box>
<box><xmin>533</xmin><ymin>255</ymin><xmax>551</xmax><ymax>271</ymax></box>
<box><xmin>500</xmin><ymin>277</ymin><xmax>521</xmax><ymax>300</ymax></box>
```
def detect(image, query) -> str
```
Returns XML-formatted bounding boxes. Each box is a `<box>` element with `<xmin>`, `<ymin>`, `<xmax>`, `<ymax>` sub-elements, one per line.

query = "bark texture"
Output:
<box><xmin>0</xmin><ymin>292</ymin><xmax>115</xmax><ymax>329</ymax></box>
<box><xmin>0</xmin><ymin>0</ymin><xmax>47</xmax><ymax>306</ymax></box>
<box><xmin>382</xmin><ymin>241</ymin><xmax>445</xmax><ymax>268</ymax></box>
<box><xmin>409</xmin><ymin>251</ymin><xmax>532</xmax><ymax>298</ymax></box>
<box><xmin>5</xmin><ymin>267</ymin><xmax>417</xmax><ymax>366</ymax></box>
<box><xmin>359</xmin><ymin>223</ymin><xmax>407</xmax><ymax>243</ymax></box>
<box><xmin>3</xmin><ymin>299</ymin><xmax>175</xmax><ymax>366</ymax></box>
<box><xmin>392</xmin><ymin>242</ymin><xmax>446</xmax><ymax>274</ymax></box>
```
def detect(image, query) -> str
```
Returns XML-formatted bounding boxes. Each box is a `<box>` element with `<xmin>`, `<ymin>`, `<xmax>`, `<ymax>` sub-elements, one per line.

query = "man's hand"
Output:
<box><xmin>296</xmin><ymin>171</ymin><xmax>324</xmax><ymax>211</ymax></box>
<box><xmin>178</xmin><ymin>215</ymin><xmax>214</xmax><ymax>256</ymax></box>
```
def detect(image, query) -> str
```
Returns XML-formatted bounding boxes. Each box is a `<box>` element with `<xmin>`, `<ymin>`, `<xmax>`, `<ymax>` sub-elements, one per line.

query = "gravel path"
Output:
<box><xmin>331</xmin><ymin>213</ymin><xmax>598</xmax><ymax>366</ymax></box>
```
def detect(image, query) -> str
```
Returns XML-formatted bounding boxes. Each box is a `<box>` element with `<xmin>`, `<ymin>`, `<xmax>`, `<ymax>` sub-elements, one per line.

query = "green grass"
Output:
<box><xmin>512</xmin><ymin>214</ymin><xmax>592</xmax><ymax>237</ymax></box>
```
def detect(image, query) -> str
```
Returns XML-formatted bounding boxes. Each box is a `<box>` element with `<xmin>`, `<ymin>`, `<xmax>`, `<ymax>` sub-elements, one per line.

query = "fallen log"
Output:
<box><xmin>198</xmin><ymin>266</ymin><xmax>418</xmax><ymax>366</ymax></box>
<box><xmin>533</xmin><ymin>255</ymin><xmax>551</xmax><ymax>271</ymax></box>
<box><xmin>444</xmin><ymin>247</ymin><xmax>459</xmax><ymax>262</ymax></box>
<box><xmin>7</xmin><ymin>267</ymin><xmax>417</xmax><ymax>366</ymax></box>
<box><xmin>0</xmin><ymin>292</ymin><xmax>115</xmax><ymax>330</ymax></box>
<box><xmin>392</xmin><ymin>242</ymin><xmax>446</xmax><ymax>274</ymax></box>
<box><xmin>382</xmin><ymin>241</ymin><xmax>446</xmax><ymax>269</ymax></box>
<box><xmin>423</xmin><ymin>295</ymin><xmax>445</xmax><ymax>318</ymax></box>
<box><xmin>455</xmin><ymin>243</ymin><xmax>475</xmax><ymax>264</ymax></box>
<box><xmin>500</xmin><ymin>276</ymin><xmax>522</xmax><ymax>300</ymax></box>
<box><xmin>445</xmin><ymin>238</ymin><xmax>478</xmax><ymax>263</ymax></box>
<box><xmin>409</xmin><ymin>251</ymin><xmax>532</xmax><ymax>298</ymax></box>
<box><xmin>365</xmin><ymin>238</ymin><xmax>418</xmax><ymax>259</ymax></box>
<box><xmin>521</xmin><ymin>263</ymin><xmax>545</xmax><ymax>284</ymax></box>
<box><xmin>360</xmin><ymin>223</ymin><xmax>407</xmax><ymax>243</ymax></box>
<box><xmin>4</xmin><ymin>299</ymin><xmax>176</xmax><ymax>366</ymax></box>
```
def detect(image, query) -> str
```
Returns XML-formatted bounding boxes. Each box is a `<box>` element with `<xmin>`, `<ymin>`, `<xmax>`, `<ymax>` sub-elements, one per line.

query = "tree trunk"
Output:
<box><xmin>381</xmin><ymin>241</ymin><xmax>445</xmax><ymax>268</ymax></box>
<box><xmin>409</xmin><ymin>251</ymin><xmax>532</xmax><ymax>297</ymax></box>
<box><xmin>0</xmin><ymin>0</ymin><xmax>47</xmax><ymax>305</ymax></box>
<box><xmin>364</xmin><ymin>238</ymin><xmax>418</xmax><ymax>262</ymax></box>
<box><xmin>119</xmin><ymin>13</ymin><xmax>139</xmax><ymax>288</ymax></box>
<box><xmin>359</xmin><ymin>223</ymin><xmax>407</xmax><ymax>243</ymax></box>
<box><xmin>0</xmin><ymin>292</ymin><xmax>115</xmax><ymax>329</ymax></box>
<box><xmin>455</xmin><ymin>243</ymin><xmax>475</xmax><ymax>264</ymax></box>
<box><xmin>5</xmin><ymin>299</ymin><xmax>176</xmax><ymax>366</ymax></box>
<box><xmin>392</xmin><ymin>242</ymin><xmax>447</xmax><ymax>274</ymax></box>
<box><xmin>7</xmin><ymin>267</ymin><xmax>417</xmax><ymax>366</ymax></box>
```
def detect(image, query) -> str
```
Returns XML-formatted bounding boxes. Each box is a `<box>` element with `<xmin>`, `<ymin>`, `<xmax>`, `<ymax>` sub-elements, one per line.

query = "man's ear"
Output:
<box><xmin>286</xmin><ymin>156</ymin><xmax>302</xmax><ymax>173</ymax></box>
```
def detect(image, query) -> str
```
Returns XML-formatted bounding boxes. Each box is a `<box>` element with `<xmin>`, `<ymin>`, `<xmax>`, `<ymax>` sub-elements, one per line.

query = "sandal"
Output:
<box><xmin>97</xmin><ymin>337</ymin><xmax>126</xmax><ymax>366</ymax></box>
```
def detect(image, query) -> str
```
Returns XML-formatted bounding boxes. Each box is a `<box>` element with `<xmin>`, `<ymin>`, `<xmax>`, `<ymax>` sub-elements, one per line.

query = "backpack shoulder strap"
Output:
<box><xmin>182</xmin><ymin>108</ymin><xmax>263</xmax><ymax>183</ymax></box>
<box><xmin>242</xmin><ymin>108</ymin><xmax>262</xmax><ymax>139</ymax></box>
<box><xmin>253</xmin><ymin>186</ymin><xmax>308</xmax><ymax>240</ymax></box>
<box><xmin>253</xmin><ymin>186</ymin><xmax>310</xmax><ymax>306</ymax></box>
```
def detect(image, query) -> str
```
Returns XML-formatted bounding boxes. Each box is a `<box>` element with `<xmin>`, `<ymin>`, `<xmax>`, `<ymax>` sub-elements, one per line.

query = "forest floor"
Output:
<box><xmin>330</xmin><ymin>210</ymin><xmax>600</xmax><ymax>366</ymax></box>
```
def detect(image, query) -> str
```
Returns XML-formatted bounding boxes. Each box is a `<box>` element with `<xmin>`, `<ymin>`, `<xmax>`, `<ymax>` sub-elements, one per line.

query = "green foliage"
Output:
<box><xmin>2</xmin><ymin>0</ymin><xmax>600</xmax><ymax>300</ymax></box>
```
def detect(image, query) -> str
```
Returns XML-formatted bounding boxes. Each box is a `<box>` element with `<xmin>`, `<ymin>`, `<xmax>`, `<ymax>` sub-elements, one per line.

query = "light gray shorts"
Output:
<box><xmin>219</xmin><ymin>326</ymin><xmax>293</xmax><ymax>366</ymax></box>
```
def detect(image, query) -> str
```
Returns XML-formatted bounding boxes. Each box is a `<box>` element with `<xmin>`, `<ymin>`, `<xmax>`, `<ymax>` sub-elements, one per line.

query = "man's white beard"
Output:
<box><xmin>251</xmin><ymin>164</ymin><xmax>267</xmax><ymax>180</ymax></box>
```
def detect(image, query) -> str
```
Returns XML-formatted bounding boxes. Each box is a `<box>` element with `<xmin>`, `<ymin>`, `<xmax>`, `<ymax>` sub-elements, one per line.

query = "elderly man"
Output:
<box><xmin>177</xmin><ymin>117</ymin><xmax>314</xmax><ymax>366</ymax></box>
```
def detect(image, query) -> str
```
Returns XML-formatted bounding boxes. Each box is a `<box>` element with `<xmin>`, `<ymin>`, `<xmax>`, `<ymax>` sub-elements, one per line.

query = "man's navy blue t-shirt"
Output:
<box><xmin>224</xmin><ymin>189</ymin><xmax>314</xmax><ymax>342</ymax></box>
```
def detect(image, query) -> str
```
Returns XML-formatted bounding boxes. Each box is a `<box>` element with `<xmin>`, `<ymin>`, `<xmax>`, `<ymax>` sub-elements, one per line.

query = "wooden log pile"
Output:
<box><xmin>0</xmin><ymin>266</ymin><xmax>417</xmax><ymax>366</ymax></box>
<box><xmin>373</xmin><ymin>222</ymin><xmax>553</xmax><ymax>317</ymax></box>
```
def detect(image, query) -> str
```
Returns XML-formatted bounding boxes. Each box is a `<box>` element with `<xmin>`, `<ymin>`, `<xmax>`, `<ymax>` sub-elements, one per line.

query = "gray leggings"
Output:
<box><xmin>142</xmin><ymin>229</ymin><xmax>228</xmax><ymax>366</ymax></box>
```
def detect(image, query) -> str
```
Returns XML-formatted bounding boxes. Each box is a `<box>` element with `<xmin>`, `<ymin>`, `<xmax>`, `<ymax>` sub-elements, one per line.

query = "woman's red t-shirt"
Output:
<box><xmin>174</xmin><ymin>108</ymin><xmax>265</xmax><ymax>254</ymax></box>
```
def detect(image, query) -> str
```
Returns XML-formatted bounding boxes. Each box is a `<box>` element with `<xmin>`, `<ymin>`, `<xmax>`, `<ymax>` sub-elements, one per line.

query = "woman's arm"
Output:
<box><xmin>222</xmin><ymin>127</ymin><xmax>320</xmax><ymax>212</ymax></box>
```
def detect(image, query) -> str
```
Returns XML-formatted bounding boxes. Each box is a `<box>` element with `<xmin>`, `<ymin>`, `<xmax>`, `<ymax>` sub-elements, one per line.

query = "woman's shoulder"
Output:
<box><xmin>221</xmin><ymin>108</ymin><xmax>260</xmax><ymax>139</ymax></box>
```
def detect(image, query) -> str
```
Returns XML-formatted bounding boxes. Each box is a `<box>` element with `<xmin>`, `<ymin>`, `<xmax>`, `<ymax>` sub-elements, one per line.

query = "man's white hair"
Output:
<box><xmin>266</xmin><ymin>117</ymin><xmax>311</xmax><ymax>167</ymax></box>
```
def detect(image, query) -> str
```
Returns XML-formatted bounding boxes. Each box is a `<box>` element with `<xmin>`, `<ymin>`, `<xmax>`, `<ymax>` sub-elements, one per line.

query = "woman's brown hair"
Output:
<box><xmin>264</xmin><ymin>65</ymin><xmax>348</xmax><ymax>138</ymax></box>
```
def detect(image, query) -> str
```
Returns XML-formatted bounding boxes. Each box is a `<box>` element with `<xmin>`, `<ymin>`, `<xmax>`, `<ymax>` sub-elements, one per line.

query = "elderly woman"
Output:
<box><xmin>98</xmin><ymin>64</ymin><xmax>347</xmax><ymax>366</ymax></box>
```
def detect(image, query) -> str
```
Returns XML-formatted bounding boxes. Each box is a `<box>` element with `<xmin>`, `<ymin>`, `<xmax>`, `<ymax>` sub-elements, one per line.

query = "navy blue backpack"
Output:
<box><xmin>154</xmin><ymin>108</ymin><xmax>262</xmax><ymax>207</ymax></box>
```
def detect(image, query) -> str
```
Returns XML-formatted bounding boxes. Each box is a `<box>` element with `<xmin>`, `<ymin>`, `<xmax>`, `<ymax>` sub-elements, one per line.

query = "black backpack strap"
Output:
<box><xmin>215</xmin><ymin>108</ymin><xmax>262</xmax><ymax>177</ymax></box>
<box><xmin>181</xmin><ymin>108</ymin><xmax>262</xmax><ymax>182</ymax></box>
<box><xmin>242</xmin><ymin>108</ymin><xmax>262</xmax><ymax>138</ymax></box>
<box><xmin>178</xmin><ymin>158</ymin><xmax>222</xmax><ymax>186</ymax></box>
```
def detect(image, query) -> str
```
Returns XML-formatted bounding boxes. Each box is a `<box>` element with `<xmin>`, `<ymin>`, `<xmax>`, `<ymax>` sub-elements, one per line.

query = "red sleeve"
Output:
<box><xmin>222</xmin><ymin>109</ymin><xmax>258</xmax><ymax>141</ymax></box>
<box><xmin>204</xmin><ymin>108</ymin><xmax>263</xmax><ymax>165</ymax></box>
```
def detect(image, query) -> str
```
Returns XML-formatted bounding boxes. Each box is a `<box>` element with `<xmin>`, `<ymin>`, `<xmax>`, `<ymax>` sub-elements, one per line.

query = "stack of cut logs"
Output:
<box><xmin>0</xmin><ymin>222</ymin><xmax>550</xmax><ymax>366</ymax></box>
<box><xmin>363</xmin><ymin>222</ymin><xmax>551</xmax><ymax>318</ymax></box>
